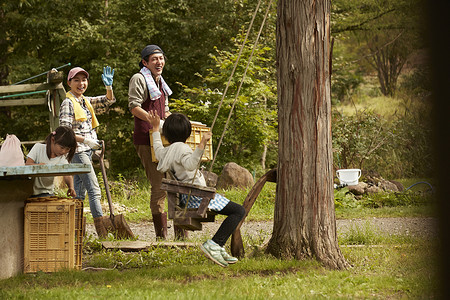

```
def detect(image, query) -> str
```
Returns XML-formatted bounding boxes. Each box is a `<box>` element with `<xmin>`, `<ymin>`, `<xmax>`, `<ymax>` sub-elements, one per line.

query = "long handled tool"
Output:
<box><xmin>98</xmin><ymin>141</ymin><xmax>135</xmax><ymax>239</ymax></box>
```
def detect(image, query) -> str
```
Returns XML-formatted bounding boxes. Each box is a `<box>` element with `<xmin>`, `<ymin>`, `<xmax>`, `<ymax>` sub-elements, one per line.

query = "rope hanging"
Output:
<box><xmin>207</xmin><ymin>0</ymin><xmax>274</xmax><ymax>174</ymax></box>
<box><xmin>12</xmin><ymin>63</ymin><xmax>71</xmax><ymax>85</ymax></box>
<box><xmin>182</xmin><ymin>0</ymin><xmax>273</xmax><ymax>212</ymax></box>
<box><xmin>209</xmin><ymin>0</ymin><xmax>264</xmax><ymax>132</ymax></box>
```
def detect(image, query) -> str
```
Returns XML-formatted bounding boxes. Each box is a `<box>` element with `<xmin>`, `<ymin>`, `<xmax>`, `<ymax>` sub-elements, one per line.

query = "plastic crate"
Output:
<box><xmin>150</xmin><ymin>122</ymin><xmax>213</xmax><ymax>163</ymax></box>
<box><xmin>24</xmin><ymin>197</ymin><xmax>83</xmax><ymax>273</ymax></box>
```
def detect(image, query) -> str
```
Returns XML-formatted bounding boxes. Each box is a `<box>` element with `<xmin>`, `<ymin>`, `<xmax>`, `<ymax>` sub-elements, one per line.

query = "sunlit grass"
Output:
<box><xmin>0</xmin><ymin>232</ymin><xmax>438</xmax><ymax>299</ymax></box>
<box><xmin>335</xmin><ymin>205</ymin><xmax>436</xmax><ymax>219</ymax></box>
<box><xmin>6</xmin><ymin>175</ymin><xmax>439</xmax><ymax>299</ymax></box>
<box><xmin>334</xmin><ymin>86</ymin><xmax>430</xmax><ymax>123</ymax></box>
<box><xmin>336</xmin><ymin>95</ymin><xmax>408</xmax><ymax>119</ymax></box>
<box><xmin>58</xmin><ymin>175</ymin><xmax>435</xmax><ymax>224</ymax></box>
<box><xmin>219</xmin><ymin>182</ymin><xmax>276</xmax><ymax>221</ymax></box>
<box><xmin>395</xmin><ymin>177</ymin><xmax>435</xmax><ymax>192</ymax></box>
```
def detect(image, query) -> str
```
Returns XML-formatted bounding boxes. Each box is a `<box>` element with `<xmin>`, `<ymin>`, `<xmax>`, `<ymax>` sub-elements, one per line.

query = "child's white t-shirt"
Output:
<box><xmin>27</xmin><ymin>143</ymin><xmax>69</xmax><ymax>195</ymax></box>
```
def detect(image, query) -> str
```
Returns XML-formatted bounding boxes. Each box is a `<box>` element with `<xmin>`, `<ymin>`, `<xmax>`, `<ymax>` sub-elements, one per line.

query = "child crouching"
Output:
<box><xmin>26</xmin><ymin>126</ymin><xmax>77</xmax><ymax>198</ymax></box>
<box><xmin>149</xmin><ymin>111</ymin><xmax>245</xmax><ymax>267</ymax></box>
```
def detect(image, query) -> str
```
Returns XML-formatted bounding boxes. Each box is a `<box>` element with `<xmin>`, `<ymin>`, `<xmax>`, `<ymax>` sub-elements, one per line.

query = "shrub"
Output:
<box><xmin>398</xmin><ymin>66</ymin><xmax>432</xmax><ymax>99</ymax></box>
<box><xmin>361</xmin><ymin>191</ymin><xmax>433</xmax><ymax>208</ymax></box>
<box><xmin>332</xmin><ymin>109</ymin><xmax>433</xmax><ymax>179</ymax></box>
<box><xmin>334</xmin><ymin>187</ymin><xmax>360</xmax><ymax>209</ymax></box>
<box><xmin>332</xmin><ymin>110</ymin><xmax>393</xmax><ymax>170</ymax></box>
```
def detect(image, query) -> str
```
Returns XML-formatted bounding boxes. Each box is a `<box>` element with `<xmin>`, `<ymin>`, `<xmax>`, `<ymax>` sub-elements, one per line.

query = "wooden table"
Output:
<box><xmin>0</xmin><ymin>164</ymin><xmax>90</xmax><ymax>279</ymax></box>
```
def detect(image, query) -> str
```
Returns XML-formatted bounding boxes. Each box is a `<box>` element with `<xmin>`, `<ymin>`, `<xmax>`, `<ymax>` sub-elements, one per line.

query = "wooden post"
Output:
<box><xmin>47</xmin><ymin>70</ymin><xmax>65</xmax><ymax>131</ymax></box>
<box><xmin>0</xmin><ymin>68</ymin><xmax>66</xmax><ymax>142</ymax></box>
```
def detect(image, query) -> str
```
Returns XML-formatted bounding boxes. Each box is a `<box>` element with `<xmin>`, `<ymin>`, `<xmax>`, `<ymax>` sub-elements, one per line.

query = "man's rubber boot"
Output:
<box><xmin>152</xmin><ymin>213</ymin><xmax>168</xmax><ymax>240</ymax></box>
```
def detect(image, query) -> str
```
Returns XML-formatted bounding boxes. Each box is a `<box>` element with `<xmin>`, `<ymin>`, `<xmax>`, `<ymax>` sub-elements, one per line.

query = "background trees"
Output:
<box><xmin>1</xmin><ymin>0</ymin><xmax>274</xmax><ymax>174</ymax></box>
<box><xmin>332</xmin><ymin>0</ymin><xmax>425</xmax><ymax>98</ymax></box>
<box><xmin>0</xmin><ymin>0</ymin><xmax>428</xmax><ymax>180</ymax></box>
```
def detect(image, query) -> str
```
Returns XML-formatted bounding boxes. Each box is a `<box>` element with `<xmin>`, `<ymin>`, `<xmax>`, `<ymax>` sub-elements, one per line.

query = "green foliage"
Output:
<box><xmin>77</xmin><ymin>171</ymin><xmax>434</xmax><ymax>225</ymax></box>
<box><xmin>332</xmin><ymin>0</ymin><xmax>398</xmax><ymax>34</ymax></box>
<box><xmin>332</xmin><ymin>107</ymin><xmax>433</xmax><ymax>178</ymax></box>
<box><xmin>396</xmin><ymin>178</ymin><xmax>434</xmax><ymax>191</ymax></box>
<box><xmin>334</xmin><ymin>184</ymin><xmax>434</xmax><ymax>213</ymax></box>
<box><xmin>0</xmin><ymin>0</ymin><xmax>430</xmax><ymax>180</ymax></box>
<box><xmin>361</xmin><ymin>191</ymin><xmax>433</xmax><ymax>208</ymax></box>
<box><xmin>84</xmin><ymin>247</ymin><xmax>205</xmax><ymax>270</ymax></box>
<box><xmin>83</xmin><ymin>234</ymin><xmax>104</xmax><ymax>254</ymax></box>
<box><xmin>398</xmin><ymin>65</ymin><xmax>432</xmax><ymax>99</ymax></box>
<box><xmin>377</xmin><ymin>114</ymin><xmax>432</xmax><ymax>178</ymax></box>
<box><xmin>1</xmin><ymin>0</ymin><xmax>275</xmax><ymax>176</ymax></box>
<box><xmin>96</xmin><ymin>172</ymin><xmax>152</xmax><ymax>222</ymax></box>
<box><xmin>332</xmin><ymin>110</ymin><xmax>393</xmax><ymax>170</ymax></box>
<box><xmin>331</xmin><ymin>40</ymin><xmax>364</xmax><ymax>103</ymax></box>
<box><xmin>332</xmin><ymin>0</ymin><xmax>426</xmax><ymax>96</ymax></box>
<box><xmin>0</xmin><ymin>106</ymin><xmax>50</xmax><ymax>142</ymax></box>
<box><xmin>334</xmin><ymin>187</ymin><xmax>360</xmax><ymax>209</ymax></box>
<box><xmin>335</xmin><ymin>205</ymin><xmax>435</xmax><ymax>219</ymax></box>
<box><xmin>173</xmin><ymin>37</ymin><xmax>278</xmax><ymax>173</ymax></box>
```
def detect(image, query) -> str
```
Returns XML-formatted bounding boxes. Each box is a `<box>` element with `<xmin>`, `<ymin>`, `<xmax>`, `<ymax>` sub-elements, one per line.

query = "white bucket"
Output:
<box><xmin>336</xmin><ymin>169</ymin><xmax>361</xmax><ymax>186</ymax></box>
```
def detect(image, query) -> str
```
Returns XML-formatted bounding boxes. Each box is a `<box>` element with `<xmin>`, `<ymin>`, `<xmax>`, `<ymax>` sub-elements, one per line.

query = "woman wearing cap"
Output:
<box><xmin>128</xmin><ymin>45</ymin><xmax>186</xmax><ymax>240</ymax></box>
<box><xmin>59</xmin><ymin>66</ymin><xmax>116</xmax><ymax>238</ymax></box>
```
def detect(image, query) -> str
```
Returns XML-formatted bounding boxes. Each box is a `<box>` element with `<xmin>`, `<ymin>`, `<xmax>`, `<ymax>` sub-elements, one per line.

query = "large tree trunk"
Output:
<box><xmin>266</xmin><ymin>0</ymin><xmax>350</xmax><ymax>270</ymax></box>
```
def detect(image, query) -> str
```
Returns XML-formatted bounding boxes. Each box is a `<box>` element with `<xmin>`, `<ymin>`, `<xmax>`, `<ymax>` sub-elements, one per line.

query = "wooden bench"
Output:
<box><xmin>161</xmin><ymin>178</ymin><xmax>217</xmax><ymax>231</ymax></box>
<box><xmin>230</xmin><ymin>168</ymin><xmax>277</xmax><ymax>257</ymax></box>
<box><xmin>161</xmin><ymin>168</ymin><xmax>277</xmax><ymax>258</ymax></box>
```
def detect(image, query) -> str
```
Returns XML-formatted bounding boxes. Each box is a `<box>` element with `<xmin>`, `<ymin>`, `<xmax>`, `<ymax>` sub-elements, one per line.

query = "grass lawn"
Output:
<box><xmin>1</xmin><ymin>177</ymin><xmax>438</xmax><ymax>299</ymax></box>
<box><xmin>0</xmin><ymin>232</ymin><xmax>438</xmax><ymax>299</ymax></box>
<box><xmin>0</xmin><ymin>205</ymin><xmax>439</xmax><ymax>299</ymax></box>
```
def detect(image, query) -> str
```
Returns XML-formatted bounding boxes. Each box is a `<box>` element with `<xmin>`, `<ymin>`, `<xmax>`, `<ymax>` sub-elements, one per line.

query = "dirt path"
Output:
<box><xmin>86</xmin><ymin>217</ymin><xmax>437</xmax><ymax>242</ymax></box>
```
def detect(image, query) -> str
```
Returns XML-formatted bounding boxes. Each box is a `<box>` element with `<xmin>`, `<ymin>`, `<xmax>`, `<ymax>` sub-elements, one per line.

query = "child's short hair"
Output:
<box><xmin>163</xmin><ymin>113</ymin><xmax>191</xmax><ymax>144</ymax></box>
<box><xmin>45</xmin><ymin>126</ymin><xmax>77</xmax><ymax>162</ymax></box>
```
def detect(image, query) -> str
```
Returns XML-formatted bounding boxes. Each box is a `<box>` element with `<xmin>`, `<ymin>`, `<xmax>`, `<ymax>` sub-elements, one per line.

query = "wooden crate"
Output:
<box><xmin>150</xmin><ymin>122</ymin><xmax>213</xmax><ymax>163</ymax></box>
<box><xmin>24</xmin><ymin>197</ymin><xmax>83</xmax><ymax>273</ymax></box>
<box><xmin>73</xmin><ymin>199</ymin><xmax>84</xmax><ymax>270</ymax></box>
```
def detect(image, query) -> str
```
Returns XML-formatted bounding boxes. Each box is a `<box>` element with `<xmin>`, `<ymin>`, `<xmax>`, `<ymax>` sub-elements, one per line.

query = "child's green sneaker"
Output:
<box><xmin>200</xmin><ymin>240</ymin><xmax>228</xmax><ymax>267</ymax></box>
<box><xmin>220</xmin><ymin>247</ymin><xmax>238</xmax><ymax>264</ymax></box>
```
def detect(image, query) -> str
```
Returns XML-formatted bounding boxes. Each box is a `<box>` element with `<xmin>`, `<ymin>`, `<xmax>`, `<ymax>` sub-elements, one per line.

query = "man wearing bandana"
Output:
<box><xmin>128</xmin><ymin>45</ymin><xmax>187</xmax><ymax>240</ymax></box>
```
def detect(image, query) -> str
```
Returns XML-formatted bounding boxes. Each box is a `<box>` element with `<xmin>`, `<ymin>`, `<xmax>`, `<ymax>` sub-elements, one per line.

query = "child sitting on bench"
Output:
<box><xmin>149</xmin><ymin>111</ymin><xmax>245</xmax><ymax>267</ymax></box>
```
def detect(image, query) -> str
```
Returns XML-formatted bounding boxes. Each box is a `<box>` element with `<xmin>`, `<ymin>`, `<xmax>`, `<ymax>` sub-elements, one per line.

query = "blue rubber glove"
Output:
<box><xmin>101</xmin><ymin>66</ymin><xmax>114</xmax><ymax>87</ymax></box>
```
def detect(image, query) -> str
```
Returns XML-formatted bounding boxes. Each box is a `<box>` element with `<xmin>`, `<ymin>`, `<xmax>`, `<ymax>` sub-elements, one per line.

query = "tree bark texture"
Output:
<box><xmin>266</xmin><ymin>0</ymin><xmax>350</xmax><ymax>270</ymax></box>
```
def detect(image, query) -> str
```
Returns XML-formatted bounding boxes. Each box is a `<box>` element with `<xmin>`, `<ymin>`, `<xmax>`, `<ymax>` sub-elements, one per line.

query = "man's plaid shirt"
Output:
<box><xmin>59</xmin><ymin>93</ymin><xmax>115</xmax><ymax>152</ymax></box>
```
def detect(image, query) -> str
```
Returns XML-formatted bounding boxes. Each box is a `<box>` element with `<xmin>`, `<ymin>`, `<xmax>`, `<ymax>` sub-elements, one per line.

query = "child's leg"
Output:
<box><xmin>212</xmin><ymin>201</ymin><xmax>246</xmax><ymax>247</ymax></box>
<box><xmin>200</xmin><ymin>199</ymin><xmax>245</xmax><ymax>267</ymax></box>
